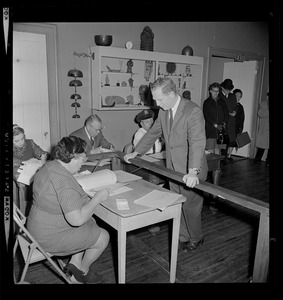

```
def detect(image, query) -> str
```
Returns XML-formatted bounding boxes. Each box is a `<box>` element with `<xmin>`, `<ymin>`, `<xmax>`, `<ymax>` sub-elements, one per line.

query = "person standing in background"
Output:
<box><xmin>219</xmin><ymin>79</ymin><xmax>238</xmax><ymax>162</ymax></box>
<box><xmin>203</xmin><ymin>82</ymin><xmax>229</xmax><ymax>154</ymax></box>
<box><xmin>233</xmin><ymin>89</ymin><xmax>245</xmax><ymax>136</ymax></box>
<box><xmin>251</xmin><ymin>92</ymin><xmax>269</xmax><ymax>165</ymax></box>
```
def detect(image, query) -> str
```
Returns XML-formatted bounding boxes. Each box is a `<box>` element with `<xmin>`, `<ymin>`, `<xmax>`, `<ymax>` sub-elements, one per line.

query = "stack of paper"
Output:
<box><xmin>74</xmin><ymin>169</ymin><xmax>141</xmax><ymax>197</ymax></box>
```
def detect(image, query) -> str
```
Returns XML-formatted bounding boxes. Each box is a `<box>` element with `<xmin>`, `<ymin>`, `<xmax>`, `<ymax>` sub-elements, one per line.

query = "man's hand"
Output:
<box><xmin>182</xmin><ymin>173</ymin><xmax>199</xmax><ymax>188</ymax></box>
<box><xmin>124</xmin><ymin>151</ymin><xmax>139</xmax><ymax>163</ymax></box>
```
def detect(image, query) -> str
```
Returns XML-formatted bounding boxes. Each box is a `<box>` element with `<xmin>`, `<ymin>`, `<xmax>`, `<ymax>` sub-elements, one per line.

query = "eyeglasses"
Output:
<box><xmin>89</xmin><ymin>125</ymin><xmax>104</xmax><ymax>132</ymax></box>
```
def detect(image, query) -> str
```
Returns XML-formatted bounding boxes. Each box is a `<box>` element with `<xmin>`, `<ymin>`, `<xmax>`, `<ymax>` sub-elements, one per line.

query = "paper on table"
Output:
<box><xmin>75</xmin><ymin>169</ymin><xmax>117</xmax><ymax>191</ymax></box>
<box><xmin>113</xmin><ymin>170</ymin><xmax>142</xmax><ymax>183</ymax></box>
<box><xmin>134</xmin><ymin>189</ymin><xmax>181</xmax><ymax>211</ymax></box>
<box><xmin>86</xmin><ymin>182</ymin><xmax>129</xmax><ymax>197</ymax></box>
<box><xmin>116</xmin><ymin>198</ymin><xmax>130</xmax><ymax>210</ymax></box>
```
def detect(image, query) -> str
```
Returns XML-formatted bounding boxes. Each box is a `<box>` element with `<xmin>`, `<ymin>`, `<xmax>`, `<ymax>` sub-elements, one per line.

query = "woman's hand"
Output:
<box><xmin>41</xmin><ymin>153</ymin><xmax>47</xmax><ymax>163</ymax></box>
<box><xmin>92</xmin><ymin>189</ymin><xmax>109</xmax><ymax>203</ymax></box>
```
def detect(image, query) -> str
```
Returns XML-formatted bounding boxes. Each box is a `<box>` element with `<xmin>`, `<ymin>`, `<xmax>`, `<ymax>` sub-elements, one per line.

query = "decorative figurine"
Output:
<box><xmin>140</xmin><ymin>26</ymin><xmax>154</xmax><ymax>51</ymax></box>
<box><xmin>144</xmin><ymin>60</ymin><xmax>153</xmax><ymax>81</ymax></box>
<box><xmin>128</xmin><ymin>77</ymin><xmax>134</xmax><ymax>90</ymax></box>
<box><xmin>185</xmin><ymin>65</ymin><xmax>192</xmax><ymax>77</ymax></box>
<box><xmin>105</xmin><ymin>74</ymin><xmax>110</xmax><ymax>86</ymax></box>
<box><xmin>126</xmin><ymin>59</ymin><xmax>134</xmax><ymax>73</ymax></box>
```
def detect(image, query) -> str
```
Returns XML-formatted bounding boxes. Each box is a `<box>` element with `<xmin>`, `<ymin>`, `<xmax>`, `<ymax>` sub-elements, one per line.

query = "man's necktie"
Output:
<box><xmin>169</xmin><ymin>109</ymin><xmax>173</xmax><ymax>131</ymax></box>
<box><xmin>90</xmin><ymin>137</ymin><xmax>94</xmax><ymax>148</ymax></box>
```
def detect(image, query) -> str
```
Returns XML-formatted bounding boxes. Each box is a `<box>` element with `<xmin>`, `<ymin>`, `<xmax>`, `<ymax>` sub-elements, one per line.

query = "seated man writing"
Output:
<box><xmin>70</xmin><ymin>114</ymin><xmax>114</xmax><ymax>155</ymax></box>
<box><xmin>133</xmin><ymin>109</ymin><xmax>163</xmax><ymax>154</ymax></box>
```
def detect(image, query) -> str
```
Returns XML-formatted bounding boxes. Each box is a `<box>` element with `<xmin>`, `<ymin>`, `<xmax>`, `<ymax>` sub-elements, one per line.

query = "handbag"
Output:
<box><xmin>216</xmin><ymin>127</ymin><xmax>229</xmax><ymax>145</ymax></box>
<box><xmin>236</xmin><ymin>131</ymin><xmax>251</xmax><ymax>148</ymax></box>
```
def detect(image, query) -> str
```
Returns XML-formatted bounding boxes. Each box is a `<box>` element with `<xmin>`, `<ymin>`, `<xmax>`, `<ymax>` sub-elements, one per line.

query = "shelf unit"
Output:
<box><xmin>89</xmin><ymin>46</ymin><xmax>204</xmax><ymax>110</ymax></box>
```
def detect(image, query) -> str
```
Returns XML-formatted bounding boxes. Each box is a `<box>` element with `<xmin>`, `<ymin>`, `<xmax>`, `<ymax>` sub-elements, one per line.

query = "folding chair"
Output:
<box><xmin>13</xmin><ymin>204</ymin><xmax>72</xmax><ymax>284</ymax></box>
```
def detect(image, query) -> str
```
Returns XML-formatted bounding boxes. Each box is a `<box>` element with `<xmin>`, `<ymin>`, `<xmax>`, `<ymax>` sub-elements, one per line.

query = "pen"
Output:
<box><xmin>91</xmin><ymin>158</ymin><xmax>102</xmax><ymax>173</ymax></box>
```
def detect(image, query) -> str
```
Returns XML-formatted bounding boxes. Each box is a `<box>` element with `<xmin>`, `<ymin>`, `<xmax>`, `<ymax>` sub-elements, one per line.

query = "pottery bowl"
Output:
<box><xmin>94</xmin><ymin>35</ymin><xmax>113</xmax><ymax>46</ymax></box>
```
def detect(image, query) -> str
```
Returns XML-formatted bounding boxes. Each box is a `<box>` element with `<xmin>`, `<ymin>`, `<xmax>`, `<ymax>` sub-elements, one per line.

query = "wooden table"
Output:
<box><xmin>93</xmin><ymin>178</ymin><xmax>186</xmax><ymax>283</ymax></box>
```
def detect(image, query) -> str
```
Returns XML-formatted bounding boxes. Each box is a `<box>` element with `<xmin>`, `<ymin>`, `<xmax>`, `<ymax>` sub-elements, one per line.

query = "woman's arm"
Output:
<box><xmin>64</xmin><ymin>189</ymin><xmax>109</xmax><ymax>226</ymax></box>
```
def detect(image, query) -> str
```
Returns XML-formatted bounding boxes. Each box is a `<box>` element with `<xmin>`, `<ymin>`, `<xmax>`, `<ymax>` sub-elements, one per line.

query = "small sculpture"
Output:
<box><xmin>128</xmin><ymin>77</ymin><xmax>134</xmax><ymax>90</ymax></box>
<box><xmin>126</xmin><ymin>59</ymin><xmax>133</xmax><ymax>73</ymax></box>
<box><xmin>105</xmin><ymin>74</ymin><xmax>110</xmax><ymax>86</ymax></box>
<box><xmin>140</xmin><ymin>26</ymin><xmax>154</xmax><ymax>51</ymax></box>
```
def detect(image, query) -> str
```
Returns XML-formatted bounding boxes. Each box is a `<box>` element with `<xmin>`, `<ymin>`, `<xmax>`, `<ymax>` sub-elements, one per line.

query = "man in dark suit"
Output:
<box><xmin>70</xmin><ymin>114</ymin><xmax>114</xmax><ymax>155</ymax></box>
<box><xmin>124</xmin><ymin>77</ymin><xmax>208</xmax><ymax>253</ymax></box>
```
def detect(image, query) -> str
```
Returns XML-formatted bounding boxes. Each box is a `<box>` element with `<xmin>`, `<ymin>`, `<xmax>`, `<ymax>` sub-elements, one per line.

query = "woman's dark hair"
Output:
<box><xmin>51</xmin><ymin>136</ymin><xmax>86</xmax><ymax>163</ymax></box>
<box><xmin>233</xmin><ymin>89</ymin><xmax>243</xmax><ymax>96</ymax></box>
<box><xmin>208</xmin><ymin>82</ymin><xmax>222</xmax><ymax>92</ymax></box>
<box><xmin>13</xmin><ymin>124</ymin><xmax>25</xmax><ymax>137</ymax></box>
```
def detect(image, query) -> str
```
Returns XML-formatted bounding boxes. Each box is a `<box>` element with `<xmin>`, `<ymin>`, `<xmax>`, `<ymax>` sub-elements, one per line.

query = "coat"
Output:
<box><xmin>256</xmin><ymin>99</ymin><xmax>269</xmax><ymax>149</ymax></box>
<box><xmin>70</xmin><ymin>127</ymin><xmax>112</xmax><ymax>155</ymax></box>
<box><xmin>203</xmin><ymin>96</ymin><xmax>229</xmax><ymax>139</ymax></box>
<box><xmin>219</xmin><ymin>92</ymin><xmax>238</xmax><ymax>142</ymax></box>
<box><xmin>135</xmin><ymin>97</ymin><xmax>208</xmax><ymax>180</ymax></box>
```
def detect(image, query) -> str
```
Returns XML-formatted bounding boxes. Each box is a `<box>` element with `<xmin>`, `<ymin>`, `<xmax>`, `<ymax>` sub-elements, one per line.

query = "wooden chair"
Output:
<box><xmin>13</xmin><ymin>204</ymin><xmax>72</xmax><ymax>284</ymax></box>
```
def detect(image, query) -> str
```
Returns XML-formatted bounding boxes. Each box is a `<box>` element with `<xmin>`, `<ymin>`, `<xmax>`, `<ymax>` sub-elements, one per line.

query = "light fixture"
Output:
<box><xmin>68</xmin><ymin>54</ymin><xmax>83</xmax><ymax>118</ymax></box>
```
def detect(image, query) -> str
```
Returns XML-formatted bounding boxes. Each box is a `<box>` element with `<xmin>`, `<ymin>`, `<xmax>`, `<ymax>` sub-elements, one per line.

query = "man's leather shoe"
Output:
<box><xmin>186</xmin><ymin>238</ymin><xmax>204</xmax><ymax>252</ymax></box>
<box><xmin>179</xmin><ymin>241</ymin><xmax>190</xmax><ymax>253</ymax></box>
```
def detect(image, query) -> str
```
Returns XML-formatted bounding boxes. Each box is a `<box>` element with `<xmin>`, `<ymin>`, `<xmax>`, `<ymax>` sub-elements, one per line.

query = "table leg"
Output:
<box><xmin>170</xmin><ymin>205</ymin><xmax>181</xmax><ymax>283</ymax></box>
<box><xmin>212</xmin><ymin>169</ymin><xmax>221</xmax><ymax>185</ymax></box>
<box><xmin>117</xmin><ymin>223</ymin><xmax>127</xmax><ymax>283</ymax></box>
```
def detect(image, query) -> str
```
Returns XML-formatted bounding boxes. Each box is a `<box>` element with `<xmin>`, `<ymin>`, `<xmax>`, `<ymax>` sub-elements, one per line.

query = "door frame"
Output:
<box><xmin>205</xmin><ymin>47</ymin><xmax>266</xmax><ymax>158</ymax></box>
<box><xmin>13</xmin><ymin>23</ymin><xmax>60</xmax><ymax>148</ymax></box>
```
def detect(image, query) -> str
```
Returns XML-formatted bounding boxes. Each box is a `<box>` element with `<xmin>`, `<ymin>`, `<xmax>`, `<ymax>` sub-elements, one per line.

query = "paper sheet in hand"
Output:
<box><xmin>17</xmin><ymin>159</ymin><xmax>43</xmax><ymax>185</ymax></box>
<box><xmin>134</xmin><ymin>189</ymin><xmax>181</xmax><ymax>211</ymax></box>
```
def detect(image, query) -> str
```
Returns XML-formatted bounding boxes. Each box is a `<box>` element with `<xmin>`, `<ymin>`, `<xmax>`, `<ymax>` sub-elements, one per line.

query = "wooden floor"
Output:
<box><xmin>13</xmin><ymin>156</ymin><xmax>270</xmax><ymax>284</ymax></box>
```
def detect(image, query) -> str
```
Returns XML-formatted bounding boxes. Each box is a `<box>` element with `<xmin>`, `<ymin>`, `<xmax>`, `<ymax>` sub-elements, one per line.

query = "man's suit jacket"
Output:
<box><xmin>134</xmin><ymin>98</ymin><xmax>208</xmax><ymax>180</ymax></box>
<box><xmin>69</xmin><ymin>127</ymin><xmax>112</xmax><ymax>155</ymax></box>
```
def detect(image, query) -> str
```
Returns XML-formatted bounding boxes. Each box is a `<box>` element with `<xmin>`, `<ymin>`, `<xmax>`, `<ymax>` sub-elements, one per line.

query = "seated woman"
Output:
<box><xmin>133</xmin><ymin>109</ymin><xmax>163</xmax><ymax>154</ymax></box>
<box><xmin>13</xmin><ymin>124</ymin><xmax>48</xmax><ymax>215</ymax></box>
<box><xmin>13</xmin><ymin>124</ymin><xmax>48</xmax><ymax>179</ymax></box>
<box><xmin>26</xmin><ymin>136</ymin><xmax>110</xmax><ymax>284</ymax></box>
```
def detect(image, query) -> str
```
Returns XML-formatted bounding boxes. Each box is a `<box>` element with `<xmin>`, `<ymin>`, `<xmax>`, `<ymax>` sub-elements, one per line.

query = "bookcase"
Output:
<box><xmin>89</xmin><ymin>46</ymin><xmax>204</xmax><ymax>110</ymax></box>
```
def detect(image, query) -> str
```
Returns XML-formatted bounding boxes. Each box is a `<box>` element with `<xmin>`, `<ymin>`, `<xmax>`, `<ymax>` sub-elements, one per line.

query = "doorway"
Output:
<box><xmin>13</xmin><ymin>23</ymin><xmax>60</xmax><ymax>149</ymax></box>
<box><xmin>13</xmin><ymin>31</ymin><xmax>50</xmax><ymax>151</ymax></box>
<box><xmin>205</xmin><ymin>47</ymin><xmax>266</xmax><ymax>158</ymax></box>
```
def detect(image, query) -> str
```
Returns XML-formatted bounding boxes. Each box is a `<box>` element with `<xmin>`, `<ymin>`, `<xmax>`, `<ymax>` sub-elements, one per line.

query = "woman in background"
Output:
<box><xmin>203</xmin><ymin>82</ymin><xmax>229</xmax><ymax>154</ymax></box>
<box><xmin>13</xmin><ymin>124</ymin><xmax>48</xmax><ymax>215</ymax></box>
<box><xmin>251</xmin><ymin>92</ymin><xmax>269</xmax><ymax>165</ymax></box>
<box><xmin>13</xmin><ymin>124</ymin><xmax>47</xmax><ymax>179</ymax></box>
<box><xmin>27</xmin><ymin>136</ymin><xmax>109</xmax><ymax>284</ymax></box>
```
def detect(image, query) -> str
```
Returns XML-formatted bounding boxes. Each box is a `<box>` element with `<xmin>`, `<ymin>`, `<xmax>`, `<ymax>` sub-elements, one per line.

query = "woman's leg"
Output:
<box><xmin>80</xmin><ymin>228</ymin><xmax>109</xmax><ymax>274</ymax></box>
